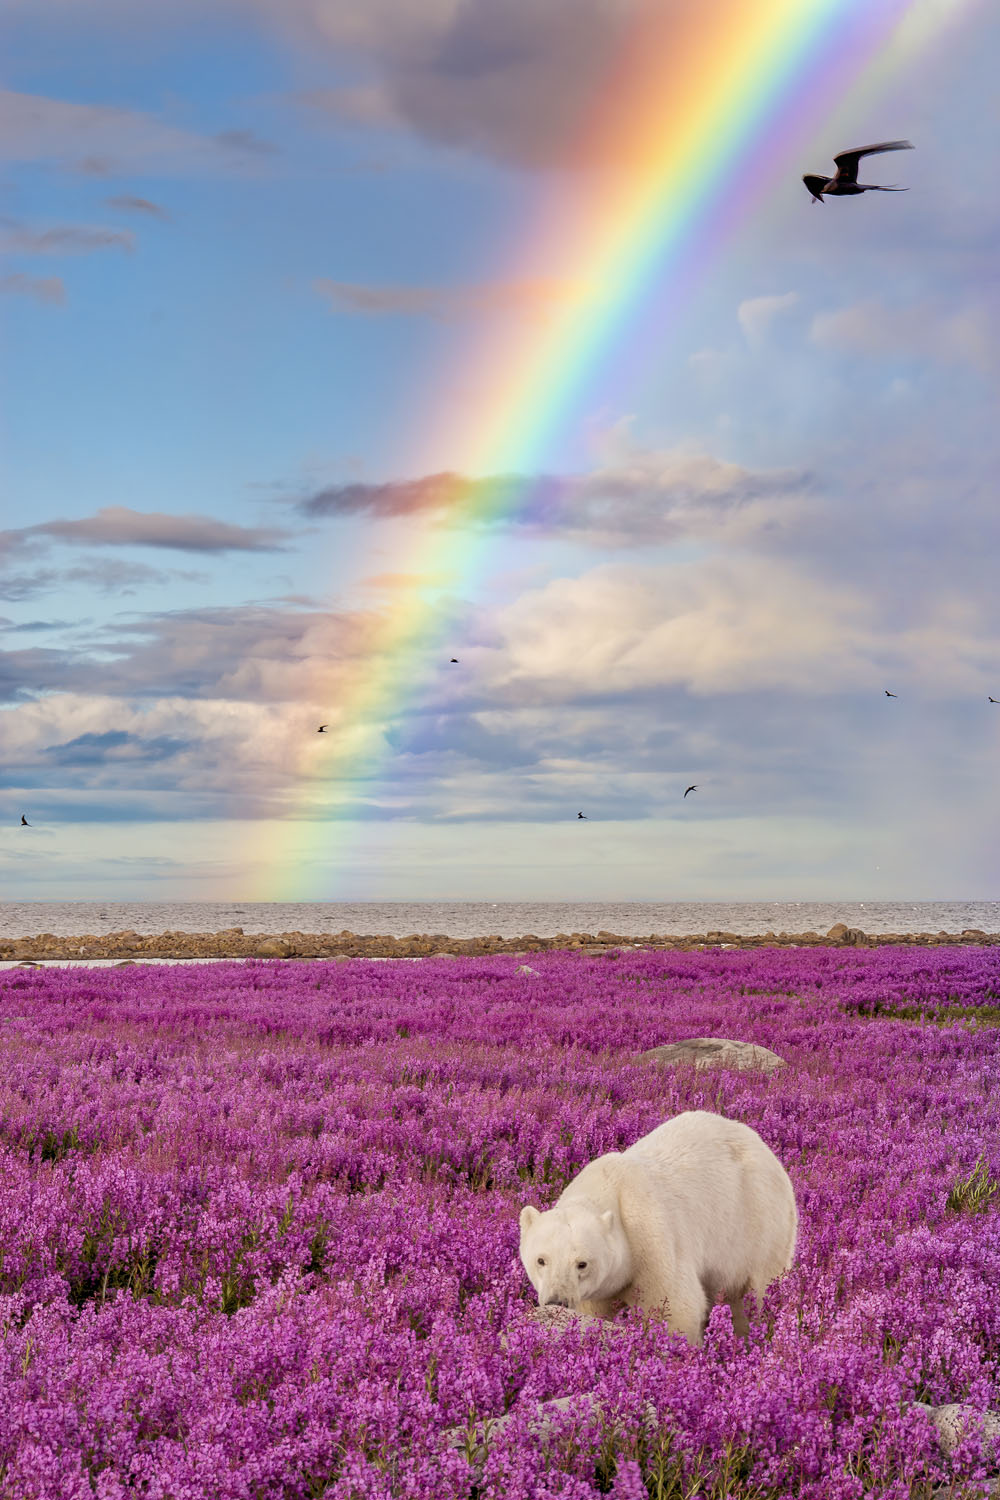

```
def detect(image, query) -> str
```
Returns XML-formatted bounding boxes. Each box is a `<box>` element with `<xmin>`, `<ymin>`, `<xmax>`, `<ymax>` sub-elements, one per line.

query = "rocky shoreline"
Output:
<box><xmin>2</xmin><ymin>921</ymin><xmax>999</xmax><ymax>962</ymax></box>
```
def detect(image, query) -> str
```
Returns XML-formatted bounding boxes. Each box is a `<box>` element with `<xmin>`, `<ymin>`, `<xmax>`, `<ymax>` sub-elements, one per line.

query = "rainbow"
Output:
<box><xmin>265</xmin><ymin>0</ymin><xmax>967</xmax><ymax>898</ymax></box>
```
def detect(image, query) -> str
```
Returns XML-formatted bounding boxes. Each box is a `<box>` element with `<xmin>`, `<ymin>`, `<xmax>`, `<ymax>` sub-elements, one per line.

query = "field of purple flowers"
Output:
<box><xmin>2</xmin><ymin>947</ymin><xmax>1000</xmax><ymax>1499</ymax></box>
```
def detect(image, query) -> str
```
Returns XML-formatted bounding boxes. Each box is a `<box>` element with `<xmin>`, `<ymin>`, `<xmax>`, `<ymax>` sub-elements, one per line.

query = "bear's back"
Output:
<box><xmin>623</xmin><ymin>1111</ymin><xmax>793</xmax><ymax>1213</ymax></box>
<box><xmin>626</xmin><ymin>1110</ymin><xmax>765</xmax><ymax>1166</ymax></box>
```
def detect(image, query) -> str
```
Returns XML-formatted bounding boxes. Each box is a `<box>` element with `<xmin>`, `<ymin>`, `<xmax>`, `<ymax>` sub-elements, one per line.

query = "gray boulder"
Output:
<box><xmin>635</xmin><ymin>1037</ymin><xmax>786</xmax><ymax>1073</ymax></box>
<box><xmin>916</xmin><ymin>1401</ymin><xmax>1000</xmax><ymax>1459</ymax></box>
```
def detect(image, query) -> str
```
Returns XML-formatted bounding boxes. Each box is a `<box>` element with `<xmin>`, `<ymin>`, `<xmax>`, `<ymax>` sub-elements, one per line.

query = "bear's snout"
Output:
<box><xmin>543</xmin><ymin>1295</ymin><xmax>571</xmax><ymax>1308</ymax></box>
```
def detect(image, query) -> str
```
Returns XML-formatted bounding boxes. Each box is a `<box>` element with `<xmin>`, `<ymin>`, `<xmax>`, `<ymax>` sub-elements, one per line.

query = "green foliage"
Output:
<box><xmin>22</xmin><ymin>1124</ymin><xmax>81</xmax><ymax>1162</ymax></box>
<box><xmin>946</xmin><ymin>1156</ymin><xmax>1000</xmax><ymax>1215</ymax></box>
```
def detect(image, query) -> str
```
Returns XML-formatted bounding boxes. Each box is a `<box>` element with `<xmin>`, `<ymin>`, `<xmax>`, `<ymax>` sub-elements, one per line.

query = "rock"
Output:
<box><xmin>254</xmin><ymin>940</ymin><xmax>290</xmax><ymax>958</ymax></box>
<box><xmin>523</xmin><ymin>1305</ymin><xmax>603</xmax><ymax>1334</ymax></box>
<box><xmin>515</xmin><ymin>964</ymin><xmax>540</xmax><ymax>976</ymax></box>
<box><xmin>443</xmin><ymin>1391</ymin><xmax>658</xmax><ymax>1480</ymax></box>
<box><xmin>915</xmin><ymin>1402</ymin><xmax>1000</xmax><ymax>1459</ymax></box>
<box><xmin>826</xmin><ymin>923</ymin><xmax>867</xmax><ymax>945</ymax></box>
<box><xmin>635</xmin><ymin>1037</ymin><xmax>787</xmax><ymax>1074</ymax></box>
<box><xmin>432</xmin><ymin>951</ymin><xmax>458</xmax><ymax>959</ymax></box>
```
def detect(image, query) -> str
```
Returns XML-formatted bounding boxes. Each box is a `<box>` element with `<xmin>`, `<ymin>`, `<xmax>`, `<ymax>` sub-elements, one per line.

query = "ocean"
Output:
<box><xmin>2</xmin><ymin>899</ymin><xmax>999</xmax><ymax>940</ymax></box>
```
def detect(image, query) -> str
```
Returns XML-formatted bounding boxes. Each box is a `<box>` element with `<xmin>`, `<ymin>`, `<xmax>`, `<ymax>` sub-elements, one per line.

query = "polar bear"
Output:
<box><xmin>519</xmin><ymin>1110</ymin><xmax>797</xmax><ymax>1346</ymax></box>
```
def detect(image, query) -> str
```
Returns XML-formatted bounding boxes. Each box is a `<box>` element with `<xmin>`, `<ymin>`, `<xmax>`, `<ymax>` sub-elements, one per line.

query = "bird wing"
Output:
<box><xmin>832</xmin><ymin>140</ymin><xmax>912</xmax><ymax>185</ymax></box>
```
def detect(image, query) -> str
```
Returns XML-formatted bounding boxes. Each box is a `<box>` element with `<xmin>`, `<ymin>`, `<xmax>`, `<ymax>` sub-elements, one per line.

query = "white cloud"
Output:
<box><xmin>487</xmin><ymin>557</ymin><xmax>880</xmax><ymax>699</ymax></box>
<box><xmin>737</xmin><ymin>292</ymin><xmax>799</xmax><ymax>347</ymax></box>
<box><xmin>810</xmin><ymin>298</ymin><xmax>996</xmax><ymax>373</ymax></box>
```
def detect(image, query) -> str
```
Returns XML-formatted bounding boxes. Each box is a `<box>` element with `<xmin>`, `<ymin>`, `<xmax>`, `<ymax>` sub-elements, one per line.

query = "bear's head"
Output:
<box><xmin>519</xmin><ymin>1202</ymin><xmax>632</xmax><ymax>1310</ymax></box>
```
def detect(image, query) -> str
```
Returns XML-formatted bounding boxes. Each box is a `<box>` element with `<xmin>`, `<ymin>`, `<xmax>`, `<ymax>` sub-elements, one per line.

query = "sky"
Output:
<box><xmin>1</xmin><ymin>0</ymin><xmax>998</xmax><ymax>902</ymax></box>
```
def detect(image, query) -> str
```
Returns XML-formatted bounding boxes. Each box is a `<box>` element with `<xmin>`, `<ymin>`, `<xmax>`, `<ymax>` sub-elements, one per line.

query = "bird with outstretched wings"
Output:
<box><xmin>803</xmin><ymin>140</ymin><xmax>912</xmax><ymax>202</ymax></box>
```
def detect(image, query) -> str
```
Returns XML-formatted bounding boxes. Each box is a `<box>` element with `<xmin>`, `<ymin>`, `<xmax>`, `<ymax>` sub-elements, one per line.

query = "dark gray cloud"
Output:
<box><xmin>0</xmin><ymin>560</ymin><xmax>195</xmax><ymax>601</ymax></box>
<box><xmin>0</xmin><ymin>218</ymin><xmax>134</xmax><ymax>255</ymax></box>
<box><xmin>0</xmin><ymin>272</ymin><xmax>66</xmax><ymax>303</ymax></box>
<box><xmin>74</xmin><ymin>156</ymin><xmax>115</xmax><ymax>177</ymax></box>
<box><xmin>43</xmin><ymin>729</ymin><xmax>190</xmax><ymax>766</ymax></box>
<box><xmin>296</xmin><ymin>0</ymin><xmax>649</xmax><ymax>168</ymax></box>
<box><xmin>106</xmin><ymin>194</ymin><xmax>169</xmax><ymax>220</ymax></box>
<box><xmin>0</xmin><ymin>644</ymin><xmax>82</xmax><ymax>703</ymax></box>
<box><xmin>313</xmin><ymin>276</ymin><xmax>579</xmax><ymax>319</ymax></box>
<box><xmin>0</xmin><ymin>87</ymin><xmax>262</xmax><ymax>175</ymax></box>
<box><xmin>0</xmin><ymin>569</ymin><xmax>66</xmax><ymax>603</ymax></box>
<box><xmin>2</xmin><ymin>507</ymin><xmax>290</xmax><ymax>556</ymax></box>
<box><xmin>0</xmin><ymin>601</ymin><xmax>378</xmax><ymax>703</ymax></box>
<box><xmin>0</xmin><ymin>618</ymin><xmax>75</xmax><ymax>633</ymax></box>
<box><xmin>215</xmin><ymin>128</ymin><xmax>279</xmax><ymax>157</ymax></box>
<box><xmin>296</xmin><ymin>453</ymin><xmax>808</xmax><ymax>547</ymax></box>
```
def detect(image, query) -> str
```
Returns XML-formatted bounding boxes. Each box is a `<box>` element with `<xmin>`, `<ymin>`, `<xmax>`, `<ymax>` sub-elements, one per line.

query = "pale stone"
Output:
<box><xmin>635</xmin><ymin>1037</ymin><xmax>786</xmax><ymax>1074</ymax></box>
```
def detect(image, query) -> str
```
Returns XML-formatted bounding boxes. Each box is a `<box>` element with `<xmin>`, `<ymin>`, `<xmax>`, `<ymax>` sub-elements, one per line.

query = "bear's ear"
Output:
<box><xmin>600</xmin><ymin>1209</ymin><xmax>616</xmax><ymax>1233</ymax></box>
<box><xmin>519</xmin><ymin>1205</ymin><xmax>540</xmax><ymax>1233</ymax></box>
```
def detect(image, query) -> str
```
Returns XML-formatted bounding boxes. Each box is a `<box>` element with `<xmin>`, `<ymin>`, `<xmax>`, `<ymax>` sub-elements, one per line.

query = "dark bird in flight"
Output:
<box><xmin>20</xmin><ymin>814</ymin><xmax>30</xmax><ymax>826</ymax></box>
<box><xmin>884</xmin><ymin>690</ymin><xmax>898</xmax><ymax>698</ymax></box>
<box><xmin>990</xmin><ymin>696</ymin><xmax>998</xmax><ymax>704</ymax></box>
<box><xmin>577</xmin><ymin>812</ymin><xmax>587</xmax><ymax>819</ymax></box>
<box><xmin>450</xmin><ymin>658</ymin><xmax>458</xmax><ymax>663</ymax></box>
<box><xmin>683</xmin><ymin>785</ymin><xmax>697</xmax><ymax>798</ymax></box>
<box><xmin>803</xmin><ymin>140</ymin><xmax>913</xmax><ymax>203</ymax></box>
<box><xmin>317</xmin><ymin>725</ymin><xmax>328</xmax><ymax>733</ymax></box>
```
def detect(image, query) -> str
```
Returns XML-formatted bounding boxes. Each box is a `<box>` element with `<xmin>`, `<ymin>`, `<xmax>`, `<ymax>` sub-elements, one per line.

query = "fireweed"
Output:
<box><xmin>0</xmin><ymin>947</ymin><xmax>999</xmax><ymax>1497</ymax></box>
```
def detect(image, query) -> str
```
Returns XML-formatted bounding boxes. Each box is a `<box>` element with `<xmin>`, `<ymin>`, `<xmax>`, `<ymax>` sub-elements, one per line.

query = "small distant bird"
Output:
<box><xmin>803</xmin><ymin>140</ymin><xmax>913</xmax><ymax>203</ymax></box>
<box><xmin>884</xmin><ymin>690</ymin><xmax>897</xmax><ymax>698</ymax></box>
<box><xmin>683</xmin><ymin>785</ymin><xmax>697</xmax><ymax>798</ymax></box>
<box><xmin>577</xmin><ymin>812</ymin><xmax>587</xmax><ymax>819</ymax></box>
<box><xmin>20</xmin><ymin>814</ymin><xmax>30</xmax><ymax>826</ymax></box>
<box><xmin>450</xmin><ymin>658</ymin><xmax>458</xmax><ymax>663</ymax></box>
<box><xmin>990</xmin><ymin>696</ymin><xmax>998</xmax><ymax>704</ymax></box>
<box><xmin>317</xmin><ymin>725</ymin><xmax>328</xmax><ymax>733</ymax></box>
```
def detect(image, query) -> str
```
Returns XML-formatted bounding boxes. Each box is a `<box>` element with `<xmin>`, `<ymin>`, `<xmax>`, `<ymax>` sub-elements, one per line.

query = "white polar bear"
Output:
<box><xmin>519</xmin><ymin>1110</ymin><xmax>797</xmax><ymax>1346</ymax></box>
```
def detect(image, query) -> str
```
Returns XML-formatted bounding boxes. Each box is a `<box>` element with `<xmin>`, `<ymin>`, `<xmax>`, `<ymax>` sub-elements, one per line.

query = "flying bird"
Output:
<box><xmin>803</xmin><ymin>140</ymin><xmax>913</xmax><ymax>203</ymax></box>
<box><xmin>317</xmin><ymin>725</ymin><xmax>329</xmax><ymax>733</ymax></box>
<box><xmin>577</xmin><ymin>812</ymin><xmax>587</xmax><ymax>819</ymax></box>
<box><xmin>989</xmin><ymin>696</ymin><xmax>998</xmax><ymax>704</ymax></box>
<box><xmin>20</xmin><ymin>814</ymin><xmax>30</xmax><ymax>826</ymax></box>
<box><xmin>450</xmin><ymin>658</ymin><xmax>458</xmax><ymax>663</ymax></box>
<box><xmin>683</xmin><ymin>785</ymin><xmax>697</xmax><ymax>798</ymax></box>
<box><xmin>884</xmin><ymin>690</ymin><xmax>897</xmax><ymax>698</ymax></box>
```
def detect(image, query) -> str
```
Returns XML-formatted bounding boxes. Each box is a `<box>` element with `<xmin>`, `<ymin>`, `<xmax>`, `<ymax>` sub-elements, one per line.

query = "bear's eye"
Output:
<box><xmin>576</xmin><ymin>1261</ymin><xmax>588</xmax><ymax>1272</ymax></box>
<box><xmin>536</xmin><ymin>1257</ymin><xmax>546</xmax><ymax>1267</ymax></box>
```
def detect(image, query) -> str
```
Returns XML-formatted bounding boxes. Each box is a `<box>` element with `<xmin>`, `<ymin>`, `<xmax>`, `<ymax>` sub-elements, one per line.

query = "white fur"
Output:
<box><xmin>519</xmin><ymin>1110</ymin><xmax>797</xmax><ymax>1346</ymax></box>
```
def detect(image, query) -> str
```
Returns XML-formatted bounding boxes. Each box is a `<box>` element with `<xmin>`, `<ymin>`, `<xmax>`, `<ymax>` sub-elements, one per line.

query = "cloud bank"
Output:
<box><xmin>297</xmin><ymin>449</ymin><xmax>808</xmax><ymax>547</ymax></box>
<box><xmin>2</xmin><ymin>508</ymin><xmax>291</xmax><ymax>556</ymax></box>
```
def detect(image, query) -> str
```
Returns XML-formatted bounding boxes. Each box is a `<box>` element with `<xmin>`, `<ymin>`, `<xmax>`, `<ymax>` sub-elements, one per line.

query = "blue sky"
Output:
<box><xmin>1</xmin><ymin>0</ymin><xmax>998</xmax><ymax>901</ymax></box>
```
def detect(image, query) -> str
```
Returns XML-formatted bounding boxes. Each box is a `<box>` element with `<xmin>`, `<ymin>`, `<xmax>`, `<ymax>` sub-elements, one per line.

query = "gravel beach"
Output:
<box><xmin>2</xmin><ymin>921</ymin><xmax>999</xmax><ymax>962</ymax></box>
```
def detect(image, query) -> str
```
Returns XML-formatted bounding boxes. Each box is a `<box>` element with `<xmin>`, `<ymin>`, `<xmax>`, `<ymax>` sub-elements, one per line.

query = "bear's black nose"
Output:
<box><xmin>544</xmin><ymin>1296</ymin><xmax>570</xmax><ymax>1308</ymax></box>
